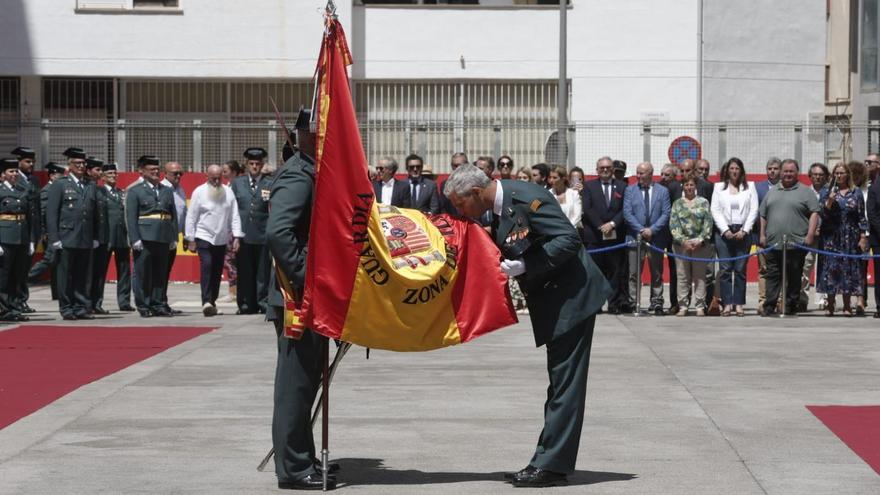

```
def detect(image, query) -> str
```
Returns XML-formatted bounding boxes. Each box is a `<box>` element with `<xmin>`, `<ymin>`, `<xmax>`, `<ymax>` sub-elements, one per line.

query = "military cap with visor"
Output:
<box><xmin>11</xmin><ymin>147</ymin><xmax>36</xmax><ymax>160</ymax></box>
<box><xmin>62</xmin><ymin>147</ymin><xmax>87</xmax><ymax>160</ymax></box>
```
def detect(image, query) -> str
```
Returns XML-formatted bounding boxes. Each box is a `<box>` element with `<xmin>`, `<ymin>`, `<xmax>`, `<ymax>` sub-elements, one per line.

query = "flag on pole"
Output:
<box><xmin>300</xmin><ymin>18</ymin><xmax>516</xmax><ymax>352</ymax></box>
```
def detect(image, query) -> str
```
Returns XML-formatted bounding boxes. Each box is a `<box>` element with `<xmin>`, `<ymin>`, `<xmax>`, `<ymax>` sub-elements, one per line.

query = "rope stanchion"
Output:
<box><xmin>635</xmin><ymin>234</ymin><xmax>644</xmax><ymax>317</ymax></box>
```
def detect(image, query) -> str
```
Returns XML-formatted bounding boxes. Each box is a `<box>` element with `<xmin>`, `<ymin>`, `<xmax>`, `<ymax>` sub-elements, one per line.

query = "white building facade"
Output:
<box><xmin>0</xmin><ymin>0</ymin><xmax>828</xmax><ymax>172</ymax></box>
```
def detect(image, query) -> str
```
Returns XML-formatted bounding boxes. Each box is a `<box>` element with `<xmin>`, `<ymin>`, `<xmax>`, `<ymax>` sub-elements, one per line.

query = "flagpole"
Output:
<box><xmin>321</xmin><ymin>338</ymin><xmax>330</xmax><ymax>490</ymax></box>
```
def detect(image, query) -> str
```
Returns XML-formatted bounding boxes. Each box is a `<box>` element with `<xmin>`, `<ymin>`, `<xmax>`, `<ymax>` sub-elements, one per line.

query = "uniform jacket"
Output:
<box><xmin>231</xmin><ymin>174</ymin><xmax>273</xmax><ymax>244</ymax></box>
<box><xmin>407</xmin><ymin>177</ymin><xmax>440</xmax><ymax>214</ymax></box>
<box><xmin>0</xmin><ymin>182</ymin><xmax>32</xmax><ymax>246</ymax></box>
<box><xmin>581</xmin><ymin>178</ymin><xmax>627</xmax><ymax>245</ymax></box>
<box><xmin>14</xmin><ymin>171</ymin><xmax>40</xmax><ymax>243</ymax></box>
<box><xmin>266</xmin><ymin>152</ymin><xmax>315</xmax><ymax>311</ymax></box>
<box><xmin>46</xmin><ymin>175</ymin><xmax>98</xmax><ymax>249</ymax></box>
<box><xmin>622</xmin><ymin>182</ymin><xmax>672</xmax><ymax>248</ymax></box>
<box><xmin>125</xmin><ymin>181</ymin><xmax>178</xmax><ymax>244</ymax></box>
<box><xmin>494</xmin><ymin>180</ymin><xmax>611</xmax><ymax>347</ymax></box>
<box><xmin>372</xmin><ymin>178</ymin><xmax>411</xmax><ymax>208</ymax></box>
<box><xmin>39</xmin><ymin>181</ymin><xmax>52</xmax><ymax>238</ymax></box>
<box><xmin>97</xmin><ymin>185</ymin><xmax>128</xmax><ymax>248</ymax></box>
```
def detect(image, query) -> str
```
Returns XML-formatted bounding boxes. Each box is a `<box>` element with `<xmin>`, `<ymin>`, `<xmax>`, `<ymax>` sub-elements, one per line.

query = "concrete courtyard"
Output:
<box><xmin>0</xmin><ymin>282</ymin><xmax>878</xmax><ymax>494</ymax></box>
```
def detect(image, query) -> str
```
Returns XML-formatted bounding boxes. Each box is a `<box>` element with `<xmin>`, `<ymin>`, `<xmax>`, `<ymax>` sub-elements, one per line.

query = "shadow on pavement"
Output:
<box><xmin>334</xmin><ymin>458</ymin><xmax>637</xmax><ymax>487</ymax></box>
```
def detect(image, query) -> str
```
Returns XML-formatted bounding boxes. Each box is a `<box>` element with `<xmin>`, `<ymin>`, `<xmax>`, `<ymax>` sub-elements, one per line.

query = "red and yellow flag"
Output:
<box><xmin>299</xmin><ymin>18</ymin><xmax>516</xmax><ymax>352</ymax></box>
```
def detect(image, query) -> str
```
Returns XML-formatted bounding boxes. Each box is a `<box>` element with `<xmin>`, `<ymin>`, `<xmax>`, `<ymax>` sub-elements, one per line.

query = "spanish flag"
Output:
<box><xmin>299</xmin><ymin>18</ymin><xmax>516</xmax><ymax>352</ymax></box>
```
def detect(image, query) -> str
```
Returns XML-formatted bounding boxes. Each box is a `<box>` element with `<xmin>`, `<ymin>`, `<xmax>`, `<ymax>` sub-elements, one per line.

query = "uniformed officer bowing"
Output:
<box><xmin>126</xmin><ymin>155</ymin><xmax>178</xmax><ymax>317</ymax></box>
<box><xmin>0</xmin><ymin>158</ymin><xmax>34</xmax><ymax>322</ymax></box>
<box><xmin>10</xmin><ymin>147</ymin><xmax>40</xmax><ymax>314</ymax></box>
<box><xmin>29</xmin><ymin>161</ymin><xmax>66</xmax><ymax>300</ymax></box>
<box><xmin>445</xmin><ymin>164</ymin><xmax>612</xmax><ymax>488</ymax></box>
<box><xmin>232</xmin><ymin>147</ymin><xmax>272</xmax><ymax>314</ymax></box>
<box><xmin>46</xmin><ymin>147</ymin><xmax>99</xmax><ymax>320</ymax></box>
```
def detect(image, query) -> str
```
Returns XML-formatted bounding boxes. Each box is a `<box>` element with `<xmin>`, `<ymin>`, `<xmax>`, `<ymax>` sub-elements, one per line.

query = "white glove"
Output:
<box><xmin>92</xmin><ymin>240</ymin><xmax>99</xmax><ymax>249</ymax></box>
<box><xmin>0</xmin><ymin>245</ymin><xmax>4</xmax><ymax>256</ymax></box>
<box><xmin>170</xmin><ymin>241</ymin><xmax>177</xmax><ymax>250</ymax></box>
<box><xmin>52</xmin><ymin>241</ymin><xmax>62</xmax><ymax>250</ymax></box>
<box><xmin>28</xmin><ymin>242</ymin><xmax>34</xmax><ymax>256</ymax></box>
<box><xmin>132</xmin><ymin>240</ymin><xmax>144</xmax><ymax>251</ymax></box>
<box><xmin>500</xmin><ymin>258</ymin><xmax>526</xmax><ymax>277</ymax></box>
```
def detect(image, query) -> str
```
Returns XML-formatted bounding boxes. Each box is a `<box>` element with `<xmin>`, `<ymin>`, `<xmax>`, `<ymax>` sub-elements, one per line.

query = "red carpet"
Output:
<box><xmin>0</xmin><ymin>325</ymin><xmax>215</xmax><ymax>429</ymax></box>
<box><xmin>807</xmin><ymin>405</ymin><xmax>880</xmax><ymax>475</ymax></box>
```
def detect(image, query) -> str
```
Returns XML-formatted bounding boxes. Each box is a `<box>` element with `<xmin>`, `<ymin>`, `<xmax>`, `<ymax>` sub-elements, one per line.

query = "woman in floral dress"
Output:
<box><xmin>817</xmin><ymin>162</ymin><xmax>869</xmax><ymax>316</ymax></box>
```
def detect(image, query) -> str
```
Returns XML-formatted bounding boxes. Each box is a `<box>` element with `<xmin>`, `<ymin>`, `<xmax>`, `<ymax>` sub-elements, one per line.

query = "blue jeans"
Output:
<box><xmin>715</xmin><ymin>232</ymin><xmax>751</xmax><ymax>306</ymax></box>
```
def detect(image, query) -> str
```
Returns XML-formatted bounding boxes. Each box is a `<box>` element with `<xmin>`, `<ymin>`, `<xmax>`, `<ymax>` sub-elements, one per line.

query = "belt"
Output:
<box><xmin>139</xmin><ymin>213</ymin><xmax>172</xmax><ymax>221</ymax></box>
<box><xmin>0</xmin><ymin>214</ymin><xmax>25</xmax><ymax>221</ymax></box>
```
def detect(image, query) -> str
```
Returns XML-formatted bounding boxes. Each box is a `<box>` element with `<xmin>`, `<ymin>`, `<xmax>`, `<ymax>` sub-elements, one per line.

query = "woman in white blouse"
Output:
<box><xmin>548</xmin><ymin>164</ymin><xmax>582</xmax><ymax>229</ymax></box>
<box><xmin>711</xmin><ymin>157</ymin><xmax>759</xmax><ymax>316</ymax></box>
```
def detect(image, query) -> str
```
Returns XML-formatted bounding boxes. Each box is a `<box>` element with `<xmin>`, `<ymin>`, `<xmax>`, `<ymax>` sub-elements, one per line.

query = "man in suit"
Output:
<box><xmin>582</xmin><ymin>156</ymin><xmax>628</xmax><ymax>313</ymax></box>
<box><xmin>622</xmin><ymin>162</ymin><xmax>671</xmax><ymax>315</ymax></box>
<box><xmin>266</xmin><ymin>109</ymin><xmax>338</xmax><ymax>490</ymax></box>
<box><xmin>372</xmin><ymin>156</ymin><xmax>411</xmax><ymax>208</ymax></box>
<box><xmin>444</xmin><ymin>164</ymin><xmax>610</xmax><ymax>487</ymax></box>
<box><xmin>126</xmin><ymin>155</ymin><xmax>178</xmax><ymax>318</ymax></box>
<box><xmin>659</xmin><ymin>164</ymin><xmax>682</xmax><ymax>314</ymax></box>
<box><xmin>865</xmin><ymin>154</ymin><xmax>880</xmax><ymax>318</ymax></box>
<box><xmin>0</xmin><ymin>158</ymin><xmax>34</xmax><ymax>322</ymax></box>
<box><xmin>93</xmin><ymin>163</ymin><xmax>133</xmax><ymax>312</ymax></box>
<box><xmin>28</xmin><ymin>161</ymin><xmax>65</xmax><ymax>300</ymax></box>
<box><xmin>47</xmin><ymin>147</ymin><xmax>99</xmax><ymax>320</ymax></box>
<box><xmin>405</xmin><ymin>153</ymin><xmax>439</xmax><ymax>214</ymax></box>
<box><xmin>160</xmin><ymin>161</ymin><xmax>186</xmax><ymax>315</ymax></box>
<box><xmin>754</xmin><ymin>157</ymin><xmax>782</xmax><ymax>314</ymax></box>
<box><xmin>10</xmin><ymin>147</ymin><xmax>40</xmax><ymax>314</ymax></box>
<box><xmin>439</xmin><ymin>152</ymin><xmax>468</xmax><ymax>216</ymax></box>
<box><xmin>231</xmin><ymin>147</ymin><xmax>273</xmax><ymax>314</ymax></box>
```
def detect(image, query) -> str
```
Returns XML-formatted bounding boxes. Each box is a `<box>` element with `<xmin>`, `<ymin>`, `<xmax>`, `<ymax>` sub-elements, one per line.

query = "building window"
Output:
<box><xmin>133</xmin><ymin>0</ymin><xmax>179</xmax><ymax>7</ymax></box>
<box><xmin>863</xmin><ymin>0</ymin><xmax>880</xmax><ymax>90</ymax></box>
<box><xmin>76</xmin><ymin>0</ymin><xmax>181</xmax><ymax>13</ymax></box>
<box><xmin>357</xmin><ymin>1</ymin><xmax>566</xmax><ymax>6</ymax></box>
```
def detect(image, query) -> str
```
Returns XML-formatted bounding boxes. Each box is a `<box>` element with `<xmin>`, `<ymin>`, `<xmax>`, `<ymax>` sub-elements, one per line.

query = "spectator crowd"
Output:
<box><xmin>2</xmin><ymin>144</ymin><xmax>879</xmax><ymax>321</ymax></box>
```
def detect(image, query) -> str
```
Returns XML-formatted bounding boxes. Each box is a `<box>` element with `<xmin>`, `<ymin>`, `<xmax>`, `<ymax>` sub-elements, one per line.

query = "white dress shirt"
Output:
<box><xmin>711</xmin><ymin>181</ymin><xmax>759</xmax><ymax>234</ymax></box>
<box><xmin>381</xmin><ymin>178</ymin><xmax>395</xmax><ymax>204</ymax></box>
<box><xmin>554</xmin><ymin>188</ymin><xmax>582</xmax><ymax>227</ymax></box>
<box><xmin>161</xmin><ymin>178</ymin><xmax>187</xmax><ymax>233</ymax></box>
<box><xmin>184</xmin><ymin>183</ymin><xmax>243</xmax><ymax>246</ymax></box>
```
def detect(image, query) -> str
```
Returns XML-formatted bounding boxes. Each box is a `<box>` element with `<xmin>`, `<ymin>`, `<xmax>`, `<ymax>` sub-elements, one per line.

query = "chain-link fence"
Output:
<box><xmin>3</xmin><ymin>118</ymin><xmax>879</xmax><ymax>174</ymax></box>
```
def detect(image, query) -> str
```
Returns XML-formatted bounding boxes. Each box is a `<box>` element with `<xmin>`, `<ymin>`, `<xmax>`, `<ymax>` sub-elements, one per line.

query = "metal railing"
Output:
<box><xmin>2</xmin><ymin>118</ymin><xmax>878</xmax><ymax>173</ymax></box>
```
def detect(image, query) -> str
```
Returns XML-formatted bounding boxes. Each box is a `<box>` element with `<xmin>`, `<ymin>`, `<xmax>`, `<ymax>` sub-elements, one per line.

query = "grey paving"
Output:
<box><xmin>0</xmin><ymin>283</ymin><xmax>878</xmax><ymax>494</ymax></box>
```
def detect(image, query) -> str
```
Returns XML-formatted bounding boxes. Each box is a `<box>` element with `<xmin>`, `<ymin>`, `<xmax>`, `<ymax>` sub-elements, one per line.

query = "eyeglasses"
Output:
<box><xmin>168</xmin><ymin>171</ymin><xmax>184</xmax><ymax>176</ymax></box>
<box><xmin>375</xmin><ymin>166</ymin><xmax>385</xmax><ymax>171</ymax></box>
<box><xmin>866</xmin><ymin>160</ymin><xmax>880</xmax><ymax>165</ymax></box>
<box><xmin>406</xmin><ymin>165</ymin><xmax>422</xmax><ymax>170</ymax></box>
<box><xmin>499</xmin><ymin>162</ymin><xmax>512</xmax><ymax>167</ymax></box>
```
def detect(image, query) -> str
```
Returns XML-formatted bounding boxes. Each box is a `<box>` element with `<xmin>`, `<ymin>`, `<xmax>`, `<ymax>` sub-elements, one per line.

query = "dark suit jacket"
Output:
<box><xmin>266</xmin><ymin>152</ymin><xmax>315</xmax><ymax>312</ymax></box>
<box><xmin>666</xmin><ymin>178</ymin><xmax>712</xmax><ymax>203</ymax></box>
<box><xmin>494</xmin><ymin>180</ymin><xmax>611</xmax><ymax>347</ymax></box>
<box><xmin>372</xmin><ymin>179</ymin><xmax>411</xmax><ymax>208</ymax></box>
<box><xmin>622</xmin><ymin>182</ymin><xmax>672</xmax><ymax>248</ymax></box>
<box><xmin>407</xmin><ymin>177</ymin><xmax>440</xmax><ymax>214</ymax></box>
<box><xmin>46</xmin><ymin>176</ymin><xmax>98</xmax><ymax>249</ymax></box>
<box><xmin>867</xmin><ymin>181</ymin><xmax>880</xmax><ymax>248</ymax></box>
<box><xmin>581</xmin><ymin>178</ymin><xmax>626</xmax><ymax>245</ymax></box>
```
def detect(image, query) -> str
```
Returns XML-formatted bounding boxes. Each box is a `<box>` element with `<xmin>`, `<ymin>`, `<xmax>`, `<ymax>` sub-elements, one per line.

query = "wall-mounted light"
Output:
<box><xmin>460</xmin><ymin>55</ymin><xmax>466</xmax><ymax>70</ymax></box>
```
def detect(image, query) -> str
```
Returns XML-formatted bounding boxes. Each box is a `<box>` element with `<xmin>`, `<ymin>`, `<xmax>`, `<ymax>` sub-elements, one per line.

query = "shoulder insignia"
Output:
<box><xmin>529</xmin><ymin>199</ymin><xmax>542</xmax><ymax>212</ymax></box>
<box><xmin>506</xmin><ymin>206</ymin><xmax>515</xmax><ymax>216</ymax></box>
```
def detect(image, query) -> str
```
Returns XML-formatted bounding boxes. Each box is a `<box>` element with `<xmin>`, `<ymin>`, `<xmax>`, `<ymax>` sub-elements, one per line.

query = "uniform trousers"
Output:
<box><xmin>14</xmin><ymin>252</ymin><xmax>32</xmax><ymax>310</ymax></box>
<box><xmin>196</xmin><ymin>239</ymin><xmax>226</xmax><ymax>305</ymax></box>
<box><xmin>88</xmin><ymin>244</ymin><xmax>110</xmax><ymax>311</ymax></box>
<box><xmin>272</xmin><ymin>316</ymin><xmax>326</xmax><ymax>482</ymax></box>
<box><xmin>109</xmin><ymin>247</ymin><xmax>132</xmax><ymax>309</ymax></box>
<box><xmin>29</xmin><ymin>241</ymin><xmax>59</xmax><ymax>300</ymax></box>
<box><xmin>58</xmin><ymin>247</ymin><xmax>92</xmax><ymax>318</ymax></box>
<box><xmin>588</xmin><ymin>241</ymin><xmax>627</xmax><ymax>311</ymax></box>
<box><xmin>237</xmin><ymin>242</ymin><xmax>270</xmax><ymax>313</ymax></box>
<box><xmin>0</xmin><ymin>243</ymin><xmax>28</xmax><ymax>317</ymax></box>
<box><xmin>133</xmin><ymin>241</ymin><xmax>170</xmax><ymax>314</ymax></box>
<box><xmin>160</xmin><ymin>245</ymin><xmax>177</xmax><ymax>311</ymax></box>
<box><xmin>530</xmin><ymin>315</ymin><xmax>596</xmax><ymax>474</ymax></box>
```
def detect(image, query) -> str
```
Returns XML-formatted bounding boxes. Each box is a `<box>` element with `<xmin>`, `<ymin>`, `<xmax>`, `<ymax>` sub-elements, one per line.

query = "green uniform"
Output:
<box><xmin>28</xmin><ymin>181</ymin><xmax>59</xmax><ymax>300</ymax></box>
<box><xmin>90</xmin><ymin>185</ymin><xmax>131</xmax><ymax>311</ymax></box>
<box><xmin>232</xmin><ymin>173</ymin><xmax>272</xmax><ymax>313</ymax></box>
<box><xmin>125</xmin><ymin>181</ymin><xmax>177</xmax><ymax>316</ymax></box>
<box><xmin>265</xmin><ymin>152</ymin><xmax>324</xmax><ymax>483</ymax></box>
<box><xmin>12</xmin><ymin>171</ymin><xmax>39</xmax><ymax>312</ymax></box>
<box><xmin>493</xmin><ymin>179</ymin><xmax>611</xmax><ymax>474</ymax></box>
<box><xmin>46</xmin><ymin>175</ymin><xmax>98</xmax><ymax>318</ymax></box>
<box><xmin>0</xmin><ymin>181</ymin><xmax>34</xmax><ymax>320</ymax></box>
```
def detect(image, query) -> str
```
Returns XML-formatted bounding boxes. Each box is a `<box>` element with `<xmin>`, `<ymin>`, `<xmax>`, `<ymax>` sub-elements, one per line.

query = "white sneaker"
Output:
<box><xmin>202</xmin><ymin>303</ymin><xmax>217</xmax><ymax>317</ymax></box>
<box><xmin>217</xmin><ymin>294</ymin><xmax>234</xmax><ymax>303</ymax></box>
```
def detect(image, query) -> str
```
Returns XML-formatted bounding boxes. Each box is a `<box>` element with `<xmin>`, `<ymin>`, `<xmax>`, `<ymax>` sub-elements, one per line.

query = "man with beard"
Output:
<box><xmin>185</xmin><ymin>164</ymin><xmax>242</xmax><ymax>317</ymax></box>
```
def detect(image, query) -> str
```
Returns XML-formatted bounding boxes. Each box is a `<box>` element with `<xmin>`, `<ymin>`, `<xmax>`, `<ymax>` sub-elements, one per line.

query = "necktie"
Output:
<box><xmin>603</xmin><ymin>182</ymin><xmax>611</xmax><ymax>206</ymax></box>
<box><xmin>251</xmin><ymin>178</ymin><xmax>257</xmax><ymax>192</ymax></box>
<box><xmin>411</xmin><ymin>181</ymin><xmax>419</xmax><ymax>204</ymax></box>
<box><xmin>491</xmin><ymin>213</ymin><xmax>500</xmax><ymax>237</ymax></box>
<box><xmin>642</xmin><ymin>186</ymin><xmax>650</xmax><ymax>225</ymax></box>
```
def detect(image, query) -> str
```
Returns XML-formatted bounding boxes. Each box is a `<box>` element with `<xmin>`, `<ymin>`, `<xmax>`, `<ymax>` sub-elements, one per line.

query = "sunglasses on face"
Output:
<box><xmin>499</xmin><ymin>162</ymin><xmax>511</xmax><ymax>167</ymax></box>
<box><xmin>375</xmin><ymin>166</ymin><xmax>385</xmax><ymax>171</ymax></box>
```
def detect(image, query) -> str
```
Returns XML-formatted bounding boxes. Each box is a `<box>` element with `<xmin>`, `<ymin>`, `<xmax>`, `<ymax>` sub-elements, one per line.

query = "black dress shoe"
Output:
<box><xmin>278</xmin><ymin>473</ymin><xmax>336</xmax><ymax>490</ymax></box>
<box><xmin>76</xmin><ymin>314</ymin><xmax>95</xmax><ymax>320</ymax></box>
<box><xmin>93</xmin><ymin>307</ymin><xmax>110</xmax><ymax>315</ymax></box>
<box><xmin>62</xmin><ymin>314</ymin><xmax>77</xmax><ymax>321</ymax></box>
<box><xmin>119</xmin><ymin>305</ymin><xmax>136</xmax><ymax>312</ymax></box>
<box><xmin>504</xmin><ymin>465</ymin><xmax>536</xmax><ymax>481</ymax></box>
<box><xmin>653</xmin><ymin>308</ymin><xmax>665</xmax><ymax>316</ymax></box>
<box><xmin>511</xmin><ymin>467</ymin><xmax>567</xmax><ymax>487</ymax></box>
<box><xmin>312</xmin><ymin>460</ymin><xmax>340</xmax><ymax>474</ymax></box>
<box><xmin>153</xmin><ymin>309</ymin><xmax>173</xmax><ymax>317</ymax></box>
<box><xmin>170</xmin><ymin>308</ymin><xmax>183</xmax><ymax>315</ymax></box>
<box><xmin>138</xmin><ymin>310</ymin><xmax>153</xmax><ymax>318</ymax></box>
<box><xmin>874</xmin><ymin>311</ymin><xmax>880</xmax><ymax>319</ymax></box>
<box><xmin>22</xmin><ymin>306</ymin><xmax>36</xmax><ymax>314</ymax></box>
